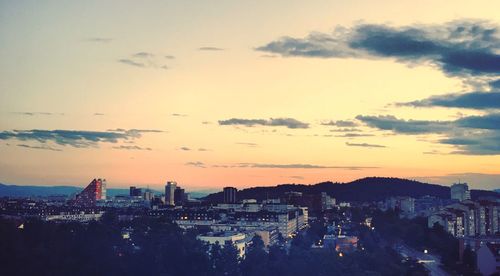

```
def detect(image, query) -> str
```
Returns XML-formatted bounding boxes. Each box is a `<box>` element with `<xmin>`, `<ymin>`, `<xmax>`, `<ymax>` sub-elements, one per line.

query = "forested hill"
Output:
<box><xmin>204</xmin><ymin>177</ymin><xmax>499</xmax><ymax>203</ymax></box>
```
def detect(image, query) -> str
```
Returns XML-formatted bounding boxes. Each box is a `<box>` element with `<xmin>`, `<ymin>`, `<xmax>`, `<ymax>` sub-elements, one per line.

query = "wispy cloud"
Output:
<box><xmin>198</xmin><ymin>46</ymin><xmax>225</xmax><ymax>51</ymax></box>
<box><xmin>118</xmin><ymin>59</ymin><xmax>146</xmax><ymax>68</ymax></box>
<box><xmin>219</xmin><ymin>118</ymin><xmax>309</xmax><ymax>129</ymax></box>
<box><xmin>179</xmin><ymin>147</ymin><xmax>191</xmax><ymax>151</ymax></box>
<box><xmin>84</xmin><ymin>37</ymin><xmax>113</xmax><ymax>43</ymax></box>
<box><xmin>112</xmin><ymin>145</ymin><xmax>152</xmax><ymax>151</ymax></box>
<box><xmin>17</xmin><ymin>144</ymin><xmax>62</xmax><ymax>152</ymax></box>
<box><xmin>225</xmin><ymin>163</ymin><xmax>378</xmax><ymax>170</ymax></box>
<box><xmin>321</xmin><ymin>120</ymin><xmax>358</xmax><ymax>127</ymax></box>
<box><xmin>336</xmin><ymin>133</ymin><xmax>375</xmax><ymax>138</ymax></box>
<box><xmin>171</xmin><ymin>113</ymin><xmax>188</xmax><ymax>117</ymax></box>
<box><xmin>133</xmin><ymin>52</ymin><xmax>155</xmax><ymax>58</ymax></box>
<box><xmin>12</xmin><ymin>112</ymin><xmax>64</xmax><ymax>116</ymax></box>
<box><xmin>346</xmin><ymin>142</ymin><xmax>386</xmax><ymax>148</ymax></box>
<box><xmin>236</xmin><ymin>142</ymin><xmax>258</xmax><ymax>147</ymax></box>
<box><xmin>356</xmin><ymin>115</ymin><xmax>452</xmax><ymax>134</ymax></box>
<box><xmin>185</xmin><ymin>161</ymin><xmax>206</xmax><ymax>168</ymax></box>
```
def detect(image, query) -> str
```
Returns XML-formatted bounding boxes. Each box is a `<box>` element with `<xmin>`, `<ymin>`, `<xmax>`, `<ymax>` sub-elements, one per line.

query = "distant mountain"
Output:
<box><xmin>203</xmin><ymin>177</ymin><xmax>499</xmax><ymax>203</ymax></box>
<box><xmin>0</xmin><ymin>183</ymin><xmax>155</xmax><ymax>198</ymax></box>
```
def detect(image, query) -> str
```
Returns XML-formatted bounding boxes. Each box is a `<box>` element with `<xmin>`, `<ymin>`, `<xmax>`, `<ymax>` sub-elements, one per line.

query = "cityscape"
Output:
<box><xmin>1</xmin><ymin>1</ymin><xmax>500</xmax><ymax>276</ymax></box>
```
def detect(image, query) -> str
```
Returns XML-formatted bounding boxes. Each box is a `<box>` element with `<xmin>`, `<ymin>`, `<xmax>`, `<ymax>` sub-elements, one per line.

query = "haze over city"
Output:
<box><xmin>1</xmin><ymin>1</ymin><xmax>499</xmax><ymax>190</ymax></box>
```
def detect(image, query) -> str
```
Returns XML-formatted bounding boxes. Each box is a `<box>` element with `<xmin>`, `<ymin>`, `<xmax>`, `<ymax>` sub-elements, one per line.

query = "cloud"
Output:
<box><xmin>455</xmin><ymin>113</ymin><xmax>500</xmax><ymax>130</ymax></box>
<box><xmin>321</xmin><ymin>120</ymin><xmax>358</xmax><ymax>127</ymax></box>
<box><xmin>198</xmin><ymin>148</ymin><xmax>209</xmax><ymax>151</ymax></box>
<box><xmin>13</xmin><ymin>112</ymin><xmax>63</xmax><ymax>116</ymax></box>
<box><xmin>201</xmin><ymin>121</ymin><xmax>212</xmax><ymax>125</ymax></box>
<box><xmin>198</xmin><ymin>47</ymin><xmax>224</xmax><ymax>51</ymax></box>
<box><xmin>336</xmin><ymin>133</ymin><xmax>375</xmax><ymax>138</ymax></box>
<box><xmin>236</xmin><ymin>142</ymin><xmax>258</xmax><ymax>147</ymax></box>
<box><xmin>490</xmin><ymin>79</ymin><xmax>500</xmax><ymax>89</ymax></box>
<box><xmin>346</xmin><ymin>142</ymin><xmax>386</xmax><ymax>148</ymax></box>
<box><xmin>112</xmin><ymin>145</ymin><xmax>152</xmax><ymax>151</ymax></box>
<box><xmin>400</xmin><ymin>91</ymin><xmax>500</xmax><ymax>110</ymax></box>
<box><xmin>84</xmin><ymin>37</ymin><xmax>113</xmax><ymax>43</ymax></box>
<box><xmin>17</xmin><ymin>144</ymin><xmax>62</xmax><ymax>152</ymax></box>
<box><xmin>219</xmin><ymin>118</ymin><xmax>309</xmax><ymax>129</ymax></box>
<box><xmin>179</xmin><ymin>147</ymin><xmax>191</xmax><ymax>151</ymax></box>
<box><xmin>356</xmin><ymin>113</ymin><xmax>500</xmax><ymax>154</ymax></box>
<box><xmin>257</xmin><ymin>20</ymin><xmax>500</xmax><ymax>77</ymax></box>
<box><xmin>235</xmin><ymin>163</ymin><xmax>378</xmax><ymax>170</ymax></box>
<box><xmin>0</xmin><ymin>129</ymin><xmax>162</xmax><ymax>148</ymax></box>
<box><xmin>185</xmin><ymin>161</ymin><xmax>206</xmax><ymax>168</ymax></box>
<box><xmin>165</xmin><ymin>55</ymin><xmax>175</xmax><ymax>59</ymax></box>
<box><xmin>329</xmin><ymin>128</ymin><xmax>363</xmax><ymax>132</ymax></box>
<box><xmin>356</xmin><ymin>115</ymin><xmax>451</xmax><ymax>134</ymax></box>
<box><xmin>171</xmin><ymin>113</ymin><xmax>188</xmax><ymax>117</ymax></box>
<box><xmin>133</xmin><ymin>52</ymin><xmax>155</xmax><ymax>58</ymax></box>
<box><xmin>118</xmin><ymin>59</ymin><xmax>146</xmax><ymax>68</ymax></box>
<box><xmin>94</xmin><ymin>113</ymin><xmax>105</xmax><ymax>116</ymax></box>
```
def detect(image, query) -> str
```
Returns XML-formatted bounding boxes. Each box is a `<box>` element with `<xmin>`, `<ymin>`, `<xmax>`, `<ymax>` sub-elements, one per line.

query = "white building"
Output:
<box><xmin>197</xmin><ymin>231</ymin><xmax>249</xmax><ymax>258</ymax></box>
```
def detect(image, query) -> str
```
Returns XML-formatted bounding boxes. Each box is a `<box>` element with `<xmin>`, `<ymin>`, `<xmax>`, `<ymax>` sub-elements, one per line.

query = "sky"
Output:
<box><xmin>1</xmin><ymin>0</ymin><xmax>499</xmax><ymax>191</ymax></box>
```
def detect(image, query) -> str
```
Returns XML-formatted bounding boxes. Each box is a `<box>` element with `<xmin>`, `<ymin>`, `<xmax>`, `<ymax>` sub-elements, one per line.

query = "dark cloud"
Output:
<box><xmin>219</xmin><ymin>118</ymin><xmax>309</xmax><ymax>129</ymax></box>
<box><xmin>112</xmin><ymin>145</ymin><xmax>152</xmax><ymax>151</ymax></box>
<box><xmin>490</xmin><ymin>79</ymin><xmax>500</xmax><ymax>89</ymax></box>
<box><xmin>201</xmin><ymin>121</ymin><xmax>212</xmax><ymax>125</ymax></box>
<box><xmin>400</xmin><ymin>91</ymin><xmax>500</xmax><ymax>110</ymax></box>
<box><xmin>118</xmin><ymin>59</ymin><xmax>146</xmax><ymax>68</ymax></box>
<box><xmin>455</xmin><ymin>113</ymin><xmax>500</xmax><ymax>130</ymax></box>
<box><xmin>257</xmin><ymin>20</ymin><xmax>500</xmax><ymax>76</ymax></box>
<box><xmin>356</xmin><ymin>113</ymin><xmax>500</xmax><ymax>154</ymax></box>
<box><xmin>180</xmin><ymin>147</ymin><xmax>191</xmax><ymax>151</ymax></box>
<box><xmin>0</xmin><ymin>129</ymin><xmax>162</xmax><ymax>148</ymax></box>
<box><xmin>321</xmin><ymin>120</ymin><xmax>358</xmax><ymax>127</ymax></box>
<box><xmin>198</xmin><ymin>148</ymin><xmax>209</xmax><ymax>151</ymax></box>
<box><xmin>198</xmin><ymin>47</ymin><xmax>225</xmax><ymax>51</ymax></box>
<box><xmin>17</xmin><ymin>144</ymin><xmax>62</xmax><ymax>152</ymax></box>
<box><xmin>346</xmin><ymin>142</ymin><xmax>386</xmax><ymax>148</ymax></box>
<box><xmin>356</xmin><ymin>115</ymin><xmax>451</xmax><ymax>134</ymax></box>
<box><xmin>185</xmin><ymin>161</ymin><xmax>206</xmax><ymax>168</ymax></box>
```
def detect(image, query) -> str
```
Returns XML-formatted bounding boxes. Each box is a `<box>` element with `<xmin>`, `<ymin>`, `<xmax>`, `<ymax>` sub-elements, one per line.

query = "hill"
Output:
<box><xmin>203</xmin><ymin>177</ymin><xmax>498</xmax><ymax>203</ymax></box>
<box><xmin>0</xmin><ymin>183</ymin><xmax>135</xmax><ymax>198</ymax></box>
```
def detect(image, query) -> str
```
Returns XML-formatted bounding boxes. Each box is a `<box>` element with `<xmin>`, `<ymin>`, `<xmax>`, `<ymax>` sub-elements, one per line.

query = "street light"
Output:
<box><xmin>423</xmin><ymin>249</ymin><xmax>428</xmax><ymax>254</ymax></box>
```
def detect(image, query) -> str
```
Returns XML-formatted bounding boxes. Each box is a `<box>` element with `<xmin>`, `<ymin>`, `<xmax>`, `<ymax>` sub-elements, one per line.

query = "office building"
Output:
<box><xmin>223</xmin><ymin>187</ymin><xmax>237</xmax><ymax>203</ymax></box>
<box><xmin>165</xmin><ymin>181</ymin><xmax>177</xmax><ymax>206</ymax></box>
<box><xmin>129</xmin><ymin>186</ymin><xmax>142</xmax><ymax>197</ymax></box>
<box><xmin>451</xmin><ymin>183</ymin><xmax>471</xmax><ymax>201</ymax></box>
<box><xmin>174</xmin><ymin>187</ymin><xmax>187</xmax><ymax>205</ymax></box>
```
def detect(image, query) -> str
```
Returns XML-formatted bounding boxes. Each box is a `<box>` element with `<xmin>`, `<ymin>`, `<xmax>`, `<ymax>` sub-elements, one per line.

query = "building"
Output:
<box><xmin>129</xmin><ymin>186</ymin><xmax>142</xmax><ymax>197</ymax></box>
<box><xmin>223</xmin><ymin>187</ymin><xmax>238</xmax><ymax>204</ymax></box>
<box><xmin>428</xmin><ymin>199</ymin><xmax>499</xmax><ymax>238</ymax></box>
<box><xmin>385</xmin><ymin>196</ymin><xmax>415</xmax><ymax>218</ymax></box>
<box><xmin>74</xmin><ymin>178</ymin><xmax>107</xmax><ymax>206</ymax></box>
<box><xmin>165</xmin><ymin>181</ymin><xmax>177</xmax><ymax>206</ymax></box>
<box><xmin>477</xmin><ymin>243</ymin><xmax>500</xmax><ymax>276</ymax></box>
<box><xmin>451</xmin><ymin>183</ymin><xmax>471</xmax><ymax>201</ymax></box>
<box><xmin>197</xmin><ymin>231</ymin><xmax>250</xmax><ymax>258</ymax></box>
<box><xmin>174</xmin><ymin>187</ymin><xmax>187</xmax><ymax>205</ymax></box>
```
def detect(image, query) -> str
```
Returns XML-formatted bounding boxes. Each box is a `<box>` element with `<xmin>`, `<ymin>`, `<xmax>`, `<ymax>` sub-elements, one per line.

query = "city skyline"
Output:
<box><xmin>1</xmin><ymin>1</ymin><xmax>500</xmax><ymax>190</ymax></box>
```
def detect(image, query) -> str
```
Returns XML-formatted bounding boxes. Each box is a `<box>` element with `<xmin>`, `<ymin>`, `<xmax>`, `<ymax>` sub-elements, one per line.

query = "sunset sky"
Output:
<box><xmin>1</xmin><ymin>1</ymin><xmax>499</xmax><ymax>191</ymax></box>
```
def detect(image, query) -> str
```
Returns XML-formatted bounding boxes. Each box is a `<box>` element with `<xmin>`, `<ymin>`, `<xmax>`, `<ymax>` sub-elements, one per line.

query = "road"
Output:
<box><xmin>395</xmin><ymin>244</ymin><xmax>449</xmax><ymax>276</ymax></box>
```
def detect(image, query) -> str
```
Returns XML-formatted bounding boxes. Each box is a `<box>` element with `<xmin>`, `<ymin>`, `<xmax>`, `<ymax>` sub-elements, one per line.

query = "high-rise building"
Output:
<box><xmin>223</xmin><ymin>187</ymin><xmax>237</xmax><ymax>203</ymax></box>
<box><xmin>451</xmin><ymin>183</ymin><xmax>471</xmax><ymax>201</ymax></box>
<box><xmin>74</xmin><ymin>178</ymin><xmax>107</xmax><ymax>206</ymax></box>
<box><xmin>174</xmin><ymin>187</ymin><xmax>186</xmax><ymax>205</ymax></box>
<box><xmin>130</xmin><ymin>186</ymin><xmax>142</xmax><ymax>197</ymax></box>
<box><xmin>165</xmin><ymin>181</ymin><xmax>177</xmax><ymax>206</ymax></box>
